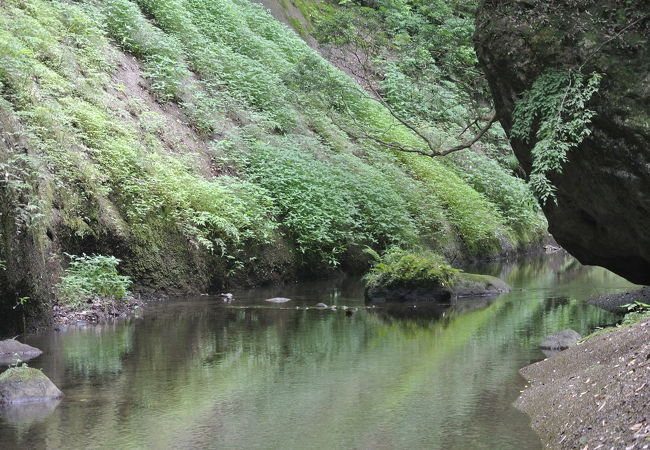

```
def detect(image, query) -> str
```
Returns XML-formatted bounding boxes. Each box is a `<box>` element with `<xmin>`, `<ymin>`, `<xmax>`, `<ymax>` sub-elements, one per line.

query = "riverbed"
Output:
<box><xmin>0</xmin><ymin>252</ymin><xmax>635</xmax><ymax>449</ymax></box>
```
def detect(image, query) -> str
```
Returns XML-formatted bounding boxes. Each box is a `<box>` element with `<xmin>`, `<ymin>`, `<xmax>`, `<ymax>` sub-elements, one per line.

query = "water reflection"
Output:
<box><xmin>0</xmin><ymin>252</ymin><xmax>635</xmax><ymax>449</ymax></box>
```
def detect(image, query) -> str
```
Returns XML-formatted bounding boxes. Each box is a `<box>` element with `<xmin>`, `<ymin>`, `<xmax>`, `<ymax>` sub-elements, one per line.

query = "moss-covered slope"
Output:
<box><xmin>0</xmin><ymin>0</ymin><xmax>545</xmax><ymax>327</ymax></box>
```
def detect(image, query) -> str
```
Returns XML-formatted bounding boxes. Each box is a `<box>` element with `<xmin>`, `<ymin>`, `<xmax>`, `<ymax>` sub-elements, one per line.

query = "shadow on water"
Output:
<box><xmin>0</xmin><ymin>252</ymin><xmax>634</xmax><ymax>449</ymax></box>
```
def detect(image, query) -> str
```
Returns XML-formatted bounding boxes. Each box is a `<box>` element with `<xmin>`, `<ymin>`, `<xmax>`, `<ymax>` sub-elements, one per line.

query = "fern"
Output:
<box><xmin>512</xmin><ymin>70</ymin><xmax>602</xmax><ymax>204</ymax></box>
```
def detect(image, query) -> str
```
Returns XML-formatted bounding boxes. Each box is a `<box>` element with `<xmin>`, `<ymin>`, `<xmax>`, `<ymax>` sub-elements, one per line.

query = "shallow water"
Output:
<box><xmin>0</xmin><ymin>252</ymin><xmax>635</xmax><ymax>449</ymax></box>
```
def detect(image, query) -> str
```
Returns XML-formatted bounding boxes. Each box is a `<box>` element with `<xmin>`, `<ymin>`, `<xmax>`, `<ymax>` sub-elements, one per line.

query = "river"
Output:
<box><xmin>0</xmin><ymin>252</ymin><xmax>636</xmax><ymax>449</ymax></box>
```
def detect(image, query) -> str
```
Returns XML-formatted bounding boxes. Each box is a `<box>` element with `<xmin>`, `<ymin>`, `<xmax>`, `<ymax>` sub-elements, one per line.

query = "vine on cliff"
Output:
<box><xmin>512</xmin><ymin>70</ymin><xmax>602</xmax><ymax>205</ymax></box>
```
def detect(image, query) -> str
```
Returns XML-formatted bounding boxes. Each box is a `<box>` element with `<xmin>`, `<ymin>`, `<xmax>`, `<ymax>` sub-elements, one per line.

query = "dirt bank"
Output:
<box><xmin>515</xmin><ymin>319</ymin><xmax>650</xmax><ymax>448</ymax></box>
<box><xmin>51</xmin><ymin>297</ymin><xmax>144</xmax><ymax>327</ymax></box>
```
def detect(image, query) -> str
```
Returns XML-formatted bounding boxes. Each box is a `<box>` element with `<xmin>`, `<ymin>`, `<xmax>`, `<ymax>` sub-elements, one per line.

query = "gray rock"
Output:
<box><xmin>475</xmin><ymin>2</ymin><xmax>650</xmax><ymax>284</ymax></box>
<box><xmin>315</xmin><ymin>303</ymin><xmax>328</xmax><ymax>308</ymax></box>
<box><xmin>0</xmin><ymin>367</ymin><xmax>63</xmax><ymax>404</ymax></box>
<box><xmin>453</xmin><ymin>274</ymin><xmax>511</xmax><ymax>298</ymax></box>
<box><xmin>0</xmin><ymin>340</ymin><xmax>42</xmax><ymax>366</ymax></box>
<box><xmin>265</xmin><ymin>297</ymin><xmax>291</xmax><ymax>303</ymax></box>
<box><xmin>365</xmin><ymin>272</ymin><xmax>510</xmax><ymax>303</ymax></box>
<box><xmin>539</xmin><ymin>329</ymin><xmax>582</xmax><ymax>350</ymax></box>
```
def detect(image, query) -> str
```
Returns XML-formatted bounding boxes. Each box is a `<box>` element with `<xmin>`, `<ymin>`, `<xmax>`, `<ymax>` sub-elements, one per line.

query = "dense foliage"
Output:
<box><xmin>364</xmin><ymin>248</ymin><xmax>460</xmax><ymax>289</ymax></box>
<box><xmin>56</xmin><ymin>254</ymin><xmax>132</xmax><ymax>307</ymax></box>
<box><xmin>512</xmin><ymin>70</ymin><xmax>602</xmax><ymax>204</ymax></box>
<box><xmin>0</xmin><ymin>0</ymin><xmax>546</xmax><ymax>306</ymax></box>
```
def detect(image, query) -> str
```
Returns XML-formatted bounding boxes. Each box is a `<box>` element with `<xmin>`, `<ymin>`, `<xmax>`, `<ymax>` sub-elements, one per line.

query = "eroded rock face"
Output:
<box><xmin>475</xmin><ymin>1</ymin><xmax>650</xmax><ymax>284</ymax></box>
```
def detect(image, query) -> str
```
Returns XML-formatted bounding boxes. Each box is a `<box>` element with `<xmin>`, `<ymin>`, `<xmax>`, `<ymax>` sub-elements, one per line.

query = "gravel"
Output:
<box><xmin>515</xmin><ymin>319</ymin><xmax>650</xmax><ymax>448</ymax></box>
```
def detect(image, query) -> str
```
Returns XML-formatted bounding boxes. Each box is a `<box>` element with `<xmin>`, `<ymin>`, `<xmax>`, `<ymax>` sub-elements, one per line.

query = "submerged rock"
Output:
<box><xmin>265</xmin><ymin>297</ymin><xmax>291</xmax><ymax>303</ymax></box>
<box><xmin>539</xmin><ymin>329</ymin><xmax>581</xmax><ymax>350</ymax></box>
<box><xmin>0</xmin><ymin>340</ymin><xmax>42</xmax><ymax>366</ymax></box>
<box><xmin>0</xmin><ymin>367</ymin><xmax>62</xmax><ymax>404</ymax></box>
<box><xmin>0</xmin><ymin>398</ymin><xmax>61</xmax><ymax>425</ymax></box>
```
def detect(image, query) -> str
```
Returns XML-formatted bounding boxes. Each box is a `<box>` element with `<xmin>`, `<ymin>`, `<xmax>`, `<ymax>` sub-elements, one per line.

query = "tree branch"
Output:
<box><xmin>320</xmin><ymin>31</ymin><xmax>500</xmax><ymax>158</ymax></box>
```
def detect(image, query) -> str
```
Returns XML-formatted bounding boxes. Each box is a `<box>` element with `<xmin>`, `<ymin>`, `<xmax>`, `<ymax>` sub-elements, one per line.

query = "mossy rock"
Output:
<box><xmin>0</xmin><ymin>367</ymin><xmax>62</xmax><ymax>404</ymax></box>
<box><xmin>365</xmin><ymin>272</ymin><xmax>509</xmax><ymax>303</ymax></box>
<box><xmin>452</xmin><ymin>273</ymin><xmax>511</xmax><ymax>298</ymax></box>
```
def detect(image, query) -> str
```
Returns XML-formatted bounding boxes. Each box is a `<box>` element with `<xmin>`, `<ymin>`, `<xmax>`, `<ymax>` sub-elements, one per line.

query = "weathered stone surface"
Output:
<box><xmin>475</xmin><ymin>1</ymin><xmax>650</xmax><ymax>284</ymax></box>
<box><xmin>540</xmin><ymin>329</ymin><xmax>582</xmax><ymax>350</ymax></box>
<box><xmin>453</xmin><ymin>274</ymin><xmax>510</xmax><ymax>298</ymax></box>
<box><xmin>366</xmin><ymin>273</ymin><xmax>509</xmax><ymax>303</ymax></box>
<box><xmin>0</xmin><ymin>367</ymin><xmax>62</xmax><ymax>404</ymax></box>
<box><xmin>0</xmin><ymin>340</ymin><xmax>42</xmax><ymax>366</ymax></box>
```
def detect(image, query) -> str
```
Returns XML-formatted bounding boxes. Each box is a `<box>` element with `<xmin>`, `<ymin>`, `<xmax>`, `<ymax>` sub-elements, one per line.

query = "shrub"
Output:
<box><xmin>56</xmin><ymin>254</ymin><xmax>132</xmax><ymax>307</ymax></box>
<box><xmin>239</xmin><ymin>137</ymin><xmax>418</xmax><ymax>266</ymax></box>
<box><xmin>364</xmin><ymin>248</ymin><xmax>460</xmax><ymax>290</ymax></box>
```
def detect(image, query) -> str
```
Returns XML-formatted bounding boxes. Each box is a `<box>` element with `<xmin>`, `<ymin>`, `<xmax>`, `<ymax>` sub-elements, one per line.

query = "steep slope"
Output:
<box><xmin>475</xmin><ymin>0</ymin><xmax>650</xmax><ymax>283</ymax></box>
<box><xmin>0</xmin><ymin>0</ymin><xmax>544</xmax><ymax>328</ymax></box>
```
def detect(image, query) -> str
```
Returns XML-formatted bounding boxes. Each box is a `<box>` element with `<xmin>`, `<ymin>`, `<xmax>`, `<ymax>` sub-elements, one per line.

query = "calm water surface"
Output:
<box><xmin>0</xmin><ymin>252</ymin><xmax>635</xmax><ymax>449</ymax></box>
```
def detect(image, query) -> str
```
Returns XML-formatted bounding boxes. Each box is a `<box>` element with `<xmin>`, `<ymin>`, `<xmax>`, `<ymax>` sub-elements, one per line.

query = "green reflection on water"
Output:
<box><xmin>0</xmin><ymin>253</ymin><xmax>634</xmax><ymax>449</ymax></box>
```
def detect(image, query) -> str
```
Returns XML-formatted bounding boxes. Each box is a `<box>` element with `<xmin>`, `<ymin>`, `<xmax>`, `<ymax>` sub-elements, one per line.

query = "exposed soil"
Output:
<box><xmin>51</xmin><ymin>297</ymin><xmax>143</xmax><ymax>326</ymax></box>
<box><xmin>515</xmin><ymin>319</ymin><xmax>650</xmax><ymax>449</ymax></box>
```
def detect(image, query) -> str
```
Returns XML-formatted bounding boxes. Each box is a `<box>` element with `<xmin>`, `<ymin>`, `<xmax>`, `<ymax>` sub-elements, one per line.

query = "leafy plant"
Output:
<box><xmin>56</xmin><ymin>254</ymin><xmax>132</xmax><ymax>307</ymax></box>
<box><xmin>512</xmin><ymin>70</ymin><xmax>602</xmax><ymax>204</ymax></box>
<box><xmin>364</xmin><ymin>247</ymin><xmax>460</xmax><ymax>289</ymax></box>
<box><xmin>13</xmin><ymin>296</ymin><xmax>30</xmax><ymax>310</ymax></box>
<box><xmin>620</xmin><ymin>301</ymin><xmax>650</xmax><ymax>313</ymax></box>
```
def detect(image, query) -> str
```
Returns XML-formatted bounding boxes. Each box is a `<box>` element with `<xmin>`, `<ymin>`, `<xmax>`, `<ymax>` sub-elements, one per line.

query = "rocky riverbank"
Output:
<box><xmin>515</xmin><ymin>296</ymin><xmax>650</xmax><ymax>448</ymax></box>
<box><xmin>51</xmin><ymin>297</ymin><xmax>143</xmax><ymax>327</ymax></box>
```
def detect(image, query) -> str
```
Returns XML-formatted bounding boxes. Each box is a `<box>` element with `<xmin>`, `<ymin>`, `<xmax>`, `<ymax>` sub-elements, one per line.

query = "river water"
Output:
<box><xmin>0</xmin><ymin>252</ymin><xmax>636</xmax><ymax>449</ymax></box>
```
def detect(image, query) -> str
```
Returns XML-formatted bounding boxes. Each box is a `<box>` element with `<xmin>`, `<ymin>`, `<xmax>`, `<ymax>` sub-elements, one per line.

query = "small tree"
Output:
<box><xmin>56</xmin><ymin>254</ymin><xmax>132</xmax><ymax>307</ymax></box>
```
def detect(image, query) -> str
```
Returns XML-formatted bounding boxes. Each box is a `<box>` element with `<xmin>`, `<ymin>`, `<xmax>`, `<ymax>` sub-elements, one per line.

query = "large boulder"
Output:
<box><xmin>0</xmin><ymin>367</ymin><xmax>62</xmax><ymax>404</ymax></box>
<box><xmin>474</xmin><ymin>1</ymin><xmax>650</xmax><ymax>284</ymax></box>
<box><xmin>366</xmin><ymin>272</ymin><xmax>509</xmax><ymax>303</ymax></box>
<box><xmin>453</xmin><ymin>274</ymin><xmax>510</xmax><ymax>298</ymax></box>
<box><xmin>540</xmin><ymin>329</ymin><xmax>582</xmax><ymax>350</ymax></box>
<box><xmin>0</xmin><ymin>340</ymin><xmax>42</xmax><ymax>366</ymax></box>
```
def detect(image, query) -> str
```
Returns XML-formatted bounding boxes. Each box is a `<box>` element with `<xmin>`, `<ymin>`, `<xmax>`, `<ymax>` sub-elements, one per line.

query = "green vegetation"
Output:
<box><xmin>512</xmin><ymin>70</ymin><xmax>602</xmax><ymax>204</ymax></box>
<box><xmin>364</xmin><ymin>248</ymin><xmax>460</xmax><ymax>289</ymax></box>
<box><xmin>56</xmin><ymin>254</ymin><xmax>132</xmax><ymax>307</ymax></box>
<box><xmin>0</xmin><ymin>366</ymin><xmax>44</xmax><ymax>382</ymax></box>
<box><xmin>0</xmin><ymin>0</ymin><xmax>546</xmax><ymax>309</ymax></box>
